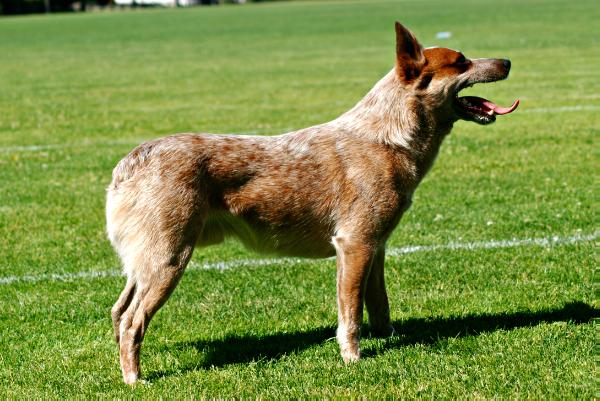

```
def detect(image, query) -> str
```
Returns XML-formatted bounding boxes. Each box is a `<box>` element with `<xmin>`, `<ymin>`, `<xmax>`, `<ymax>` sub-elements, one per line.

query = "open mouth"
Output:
<box><xmin>454</xmin><ymin>89</ymin><xmax>519</xmax><ymax>125</ymax></box>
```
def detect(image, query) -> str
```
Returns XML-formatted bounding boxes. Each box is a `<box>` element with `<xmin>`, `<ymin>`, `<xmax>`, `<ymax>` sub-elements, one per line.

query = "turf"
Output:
<box><xmin>0</xmin><ymin>0</ymin><xmax>598</xmax><ymax>397</ymax></box>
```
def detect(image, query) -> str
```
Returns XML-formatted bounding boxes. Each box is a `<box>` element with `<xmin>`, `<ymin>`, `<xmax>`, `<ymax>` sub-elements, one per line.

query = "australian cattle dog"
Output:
<box><xmin>107</xmin><ymin>22</ymin><xmax>519</xmax><ymax>384</ymax></box>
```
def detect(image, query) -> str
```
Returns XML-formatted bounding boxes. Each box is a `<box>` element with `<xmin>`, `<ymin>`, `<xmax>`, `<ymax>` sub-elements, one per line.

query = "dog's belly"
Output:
<box><xmin>198</xmin><ymin>211</ymin><xmax>336</xmax><ymax>258</ymax></box>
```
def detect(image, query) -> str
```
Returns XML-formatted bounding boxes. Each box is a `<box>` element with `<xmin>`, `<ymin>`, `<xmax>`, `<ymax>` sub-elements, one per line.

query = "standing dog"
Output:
<box><xmin>107</xmin><ymin>22</ymin><xmax>518</xmax><ymax>384</ymax></box>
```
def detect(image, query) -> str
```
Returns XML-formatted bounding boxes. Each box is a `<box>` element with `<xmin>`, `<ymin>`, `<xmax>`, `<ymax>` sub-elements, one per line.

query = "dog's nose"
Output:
<box><xmin>502</xmin><ymin>59</ymin><xmax>511</xmax><ymax>70</ymax></box>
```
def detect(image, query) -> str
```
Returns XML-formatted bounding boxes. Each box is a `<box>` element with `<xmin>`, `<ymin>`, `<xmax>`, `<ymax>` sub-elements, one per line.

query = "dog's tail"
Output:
<box><xmin>106</xmin><ymin>140</ymin><xmax>159</xmax><ymax>278</ymax></box>
<box><xmin>108</xmin><ymin>141</ymin><xmax>157</xmax><ymax>191</ymax></box>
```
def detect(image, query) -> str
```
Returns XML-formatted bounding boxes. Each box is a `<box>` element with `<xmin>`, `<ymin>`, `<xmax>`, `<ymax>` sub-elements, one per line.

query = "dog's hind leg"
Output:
<box><xmin>117</xmin><ymin>234</ymin><xmax>196</xmax><ymax>385</ymax></box>
<box><xmin>111</xmin><ymin>278</ymin><xmax>136</xmax><ymax>344</ymax></box>
<box><xmin>109</xmin><ymin>195</ymin><xmax>202</xmax><ymax>384</ymax></box>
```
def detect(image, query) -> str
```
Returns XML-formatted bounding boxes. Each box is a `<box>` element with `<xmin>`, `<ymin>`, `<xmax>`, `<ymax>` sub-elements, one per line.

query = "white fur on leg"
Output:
<box><xmin>124</xmin><ymin>371</ymin><xmax>138</xmax><ymax>385</ymax></box>
<box><xmin>333</xmin><ymin>232</ymin><xmax>361</xmax><ymax>363</ymax></box>
<box><xmin>336</xmin><ymin>320</ymin><xmax>360</xmax><ymax>363</ymax></box>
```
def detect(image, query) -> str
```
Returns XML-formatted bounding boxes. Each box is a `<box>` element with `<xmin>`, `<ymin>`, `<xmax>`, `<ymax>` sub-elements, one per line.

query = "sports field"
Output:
<box><xmin>0</xmin><ymin>0</ymin><xmax>597</xmax><ymax>397</ymax></box>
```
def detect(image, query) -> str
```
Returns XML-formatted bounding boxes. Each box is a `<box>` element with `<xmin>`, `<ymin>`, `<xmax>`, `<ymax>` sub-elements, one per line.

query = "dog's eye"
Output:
<box><xmin>455</xmin><ymin>54</ymin><xmax>467</xmax><ymax>65</ymax></box>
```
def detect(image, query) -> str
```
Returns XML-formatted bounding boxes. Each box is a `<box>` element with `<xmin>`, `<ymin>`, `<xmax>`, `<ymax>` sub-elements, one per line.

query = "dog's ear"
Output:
<box><xmin>394</xmin><ymin>21</ymin><xmax>425</xmax><ymax>83</ymax></box>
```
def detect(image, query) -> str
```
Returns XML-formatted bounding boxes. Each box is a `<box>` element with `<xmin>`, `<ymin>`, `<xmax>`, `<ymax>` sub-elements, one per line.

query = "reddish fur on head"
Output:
<box><xmin>422</xmin><ymin>47</ymin><xmax>470</xmax><ymax>78</ymax></box>
<box><xmin>394</xmin><ymin>21</ymin><xmax>517</xmax><ymax>125</ymax></box>
<box><xmin>395</xmin><ymin>22</ymin><xmax>469</xmax><ymax>84</ymax></box>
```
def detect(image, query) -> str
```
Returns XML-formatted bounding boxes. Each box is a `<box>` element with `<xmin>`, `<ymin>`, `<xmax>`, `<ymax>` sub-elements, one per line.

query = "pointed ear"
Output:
<box><xmin>395</xmin><ymin>21</ymin><xmax>425</xmax><ymax>82</ymax></box>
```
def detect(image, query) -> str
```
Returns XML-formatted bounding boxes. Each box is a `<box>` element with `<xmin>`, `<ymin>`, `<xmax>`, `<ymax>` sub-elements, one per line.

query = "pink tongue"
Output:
<box><xmin>463</xmin><ymin>96</ymin><xmax>520</xmax><ymax>115</ymax></box>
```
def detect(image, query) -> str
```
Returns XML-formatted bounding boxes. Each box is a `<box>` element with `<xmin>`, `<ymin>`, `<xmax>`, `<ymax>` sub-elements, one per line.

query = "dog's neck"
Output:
<box><xmin>331</xmin><ymin>68</ymin><xmax>452</xmax><ymax>176</ymax></box>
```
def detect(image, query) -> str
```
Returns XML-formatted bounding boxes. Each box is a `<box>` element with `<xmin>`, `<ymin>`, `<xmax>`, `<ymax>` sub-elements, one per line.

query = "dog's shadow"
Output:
<box><xmin>147</xmin><ymin>301</ymin><xmax>597</xmax><ymax>380</ymax></box>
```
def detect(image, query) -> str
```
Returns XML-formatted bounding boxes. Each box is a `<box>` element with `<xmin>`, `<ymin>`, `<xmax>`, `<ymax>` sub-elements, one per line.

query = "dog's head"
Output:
<box><xmin>394</xmin><ymin>21</ymin><xmax>519</xmax><ymax>126</ymax></box>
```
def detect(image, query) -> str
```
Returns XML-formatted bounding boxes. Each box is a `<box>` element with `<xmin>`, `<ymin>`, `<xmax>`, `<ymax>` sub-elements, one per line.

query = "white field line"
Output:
<box><xmin>0</xmin><ymin>140</ymin><xmax>141</xmax><ymax>153</ymax></box>
<box><xmin>0</xmin><ymin>128</ymin><xmax>296</xmax><ymax>153</ymax></box>
<box><xmin>0</xmin><ymin>230</ymin><xmax>596</xmax><ymax>286</ymax></box>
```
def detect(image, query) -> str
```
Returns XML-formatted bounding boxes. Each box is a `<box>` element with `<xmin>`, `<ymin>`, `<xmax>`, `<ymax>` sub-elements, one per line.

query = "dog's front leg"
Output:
<box><xmin>365</xmin><ymin>248</ymin><xmax>395</xmax><ymax>337</ymax></box>
<box><xmin>333</xmin><ymin>234</ymin><xmax>375</xmax><ymax>363</ymax></box>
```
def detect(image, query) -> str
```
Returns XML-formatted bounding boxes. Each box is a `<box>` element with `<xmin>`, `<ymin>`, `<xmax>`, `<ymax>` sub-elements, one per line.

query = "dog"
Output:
<box><xmin>106</xmin><ymin>21</ymin><xmax>519</xmax><ymax>384</ymax></box>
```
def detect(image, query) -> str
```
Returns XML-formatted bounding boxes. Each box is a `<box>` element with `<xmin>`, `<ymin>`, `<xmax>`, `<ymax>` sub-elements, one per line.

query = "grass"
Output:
<box><xmin>0</xmin><ymin>0</ymin><xmax>598</xmax><ymax>397</ymax></box>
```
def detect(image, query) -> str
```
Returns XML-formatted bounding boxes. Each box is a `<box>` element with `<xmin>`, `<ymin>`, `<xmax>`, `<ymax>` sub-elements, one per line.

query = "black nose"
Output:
<box><xmin>502</xmin><ymin>59</ymin><xmax>511</xmax><ymax>70</ymax></box>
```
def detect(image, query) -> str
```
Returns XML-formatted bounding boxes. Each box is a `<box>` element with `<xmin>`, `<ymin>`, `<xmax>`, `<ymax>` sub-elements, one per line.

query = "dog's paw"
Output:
<box><xmin>123</xmin><ymin>372</ymin><xmax>139</xmax><ymax>385</ymax></box>
<box><xmin>341</xmin><ymin>347</ymin><xmax>361</xmax><ymax>363</ymax></box>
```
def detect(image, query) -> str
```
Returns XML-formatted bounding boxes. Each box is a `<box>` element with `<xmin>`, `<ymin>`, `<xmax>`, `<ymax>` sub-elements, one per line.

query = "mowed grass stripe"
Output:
<box><xmin>1</xmin><ymin>101</ymin><xmax>599</xmax><ymax>152</ymax></box>
<box><xmin>0</xmin><ymin>230</ymin><xmax>597</xmax><ymax>285</ymax></box>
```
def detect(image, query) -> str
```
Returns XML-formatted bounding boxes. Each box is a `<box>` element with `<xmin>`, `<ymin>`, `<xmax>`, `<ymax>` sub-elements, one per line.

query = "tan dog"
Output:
<box><xmin>107</xmin><ymin>22</ymin><xmax>518</xmax><ymax>384</ymax></box>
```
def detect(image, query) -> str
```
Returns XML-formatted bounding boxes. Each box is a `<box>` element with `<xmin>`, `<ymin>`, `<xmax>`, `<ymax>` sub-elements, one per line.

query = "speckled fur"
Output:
<box><xmin>107</xmin><ymin>22</ymin><xmax>512</xmax><ymax>384</ymax></box>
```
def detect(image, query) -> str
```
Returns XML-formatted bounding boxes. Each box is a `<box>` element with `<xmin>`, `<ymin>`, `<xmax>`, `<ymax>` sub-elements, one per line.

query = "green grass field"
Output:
<box><xmin>0</xmin><ymin>0</ymin><xmax>598</xmax><ymax>397</ymax></box>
